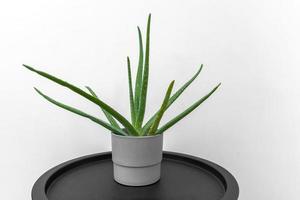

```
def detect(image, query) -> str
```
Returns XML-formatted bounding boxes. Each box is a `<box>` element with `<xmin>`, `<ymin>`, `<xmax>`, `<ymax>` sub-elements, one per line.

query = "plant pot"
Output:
<box><xmin>111</xmin><ymin>133</ymin><xmax>163</xmax><ymax>186</ymax></box>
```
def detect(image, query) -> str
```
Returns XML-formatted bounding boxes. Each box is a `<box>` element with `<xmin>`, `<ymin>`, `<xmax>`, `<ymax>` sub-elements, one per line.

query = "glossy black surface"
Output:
<box><xmin>32</xmin><ymin>152</ymin><xmax>239</xmax><ymax>200</ymax></box>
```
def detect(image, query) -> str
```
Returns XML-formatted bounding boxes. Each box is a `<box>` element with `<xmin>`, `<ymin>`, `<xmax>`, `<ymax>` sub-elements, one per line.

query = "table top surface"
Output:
<box><xmin>32</xmin><ymin>151</ymin><xmax>239</xmax><ymax>200</ymax></box>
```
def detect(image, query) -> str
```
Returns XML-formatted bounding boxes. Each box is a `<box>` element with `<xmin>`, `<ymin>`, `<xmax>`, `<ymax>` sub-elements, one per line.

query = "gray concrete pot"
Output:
<box><xmin>111</xmin><ymin>133</ymin><xmax>163</xmax><ymax>186</ymax></box>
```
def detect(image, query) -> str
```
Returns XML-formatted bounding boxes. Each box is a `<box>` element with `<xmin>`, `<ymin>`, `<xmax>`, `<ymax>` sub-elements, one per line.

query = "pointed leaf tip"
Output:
<box><xmin>141</xmin><ymin>66</ymin><xmax>202</xmax><ymax>134</ymax></box>
<box><xmin>23</xmin><ymin>64</ymin><xmax>32</xmax><ymax>70</ymax></box>
<box><xmin>156</xmin><ymin>82</ymin><xmax>222</xmax><ymax>134</ymax></box>
<box><xmin>148</xmin><ymin>80</ymin><xmax>175</xmax><ymax>135</ymax></box>
<box><xmin>24</xmin><ymin>65</ymin><xmax>139</xmax><ymax>135</ymax></box>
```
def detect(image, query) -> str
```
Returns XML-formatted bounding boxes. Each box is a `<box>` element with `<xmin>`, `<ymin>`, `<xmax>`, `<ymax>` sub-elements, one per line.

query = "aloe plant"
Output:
<box><xmin>24</xmin><ymin>14</ymin><xmax>221</xmax><ymax>136</ymax></box>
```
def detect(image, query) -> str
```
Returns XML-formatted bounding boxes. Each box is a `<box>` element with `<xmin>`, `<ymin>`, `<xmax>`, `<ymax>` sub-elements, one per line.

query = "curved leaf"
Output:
<box><xmin>127</xmin><ymin>57</ymin><xmax>136</xmax><ymax>124</ymax></box>
<box><xmin>23</xmin><ymin>64</ymin><xmax>139</xmax><ymax>136</ymax></box>
<box><xmin>156</xmin><ymin>83</ymin><xmax>221</xmax><ymax>134</ymax></box>
<box><xmin>142</xmin><ymin>65</ymin><xmax>203</xmax><ymax>135</ymax></box>
<box><xmin>136</xmin><ymin>14</ymin><xmax>151</xmax><ymax>129</ymax></box>
<box><xmin>134</xmin><ymin>26</ymin><xmax>144</xmax><ymax>125</ymax></box>
<box><xmin>34</xmin><ymin>87</ymin><xmax>127</xmax><ymax>136</ymax></box>
<box><xmin>148</xmin><ymin>80</ymin><xmax>175</xmax><ymax>135</ymax></box>
<box><xmin>85</xmin><ymin>86</ymin><xmax>120</xmax><ymax>129</ymax></box>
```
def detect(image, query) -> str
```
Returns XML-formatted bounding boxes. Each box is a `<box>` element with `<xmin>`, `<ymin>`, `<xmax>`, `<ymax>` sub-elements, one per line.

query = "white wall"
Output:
<box><xmin>1</xmin><ymin>0</ymin><xmax>299</xmax><ymax>199</ymax></box>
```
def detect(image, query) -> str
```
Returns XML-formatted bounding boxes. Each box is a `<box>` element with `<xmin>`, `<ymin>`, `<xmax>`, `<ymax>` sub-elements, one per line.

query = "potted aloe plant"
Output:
<box><xmin>24</xmin><ymin>14</ymin><xmax>220</xmax><ymax>186</ymax></box>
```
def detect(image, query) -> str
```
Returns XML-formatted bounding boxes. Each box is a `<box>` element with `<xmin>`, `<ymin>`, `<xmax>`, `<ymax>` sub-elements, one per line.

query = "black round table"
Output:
<box><xmin>32</xmin><ymin>151</ymin><xmax>239</xmax><ymax>200</ymax></box>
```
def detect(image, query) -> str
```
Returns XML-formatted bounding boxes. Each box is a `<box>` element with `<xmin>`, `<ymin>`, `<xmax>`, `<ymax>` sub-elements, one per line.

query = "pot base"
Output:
<box><xmin>113</xmin><ymin>163</ymin><xmax>161</xmax><ymax>186</ymax></box>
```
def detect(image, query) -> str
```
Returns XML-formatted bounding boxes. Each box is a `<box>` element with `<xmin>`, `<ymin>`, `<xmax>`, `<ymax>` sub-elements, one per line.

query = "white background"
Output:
<box><xmin>1</xmin><ymin>0</ymin><xmax>300</xmax><ymax>199</ymax></box>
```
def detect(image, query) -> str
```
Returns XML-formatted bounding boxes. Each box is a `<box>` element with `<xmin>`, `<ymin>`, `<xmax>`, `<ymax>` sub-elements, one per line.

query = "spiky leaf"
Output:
<box><xmin>134</xmin><ymin>26</ymin><xmax>144</xmax><ymax>124</ymax></box>
<box><xmin>126</xmin><ymin>57</ymin><xmax>136</xmax><ymax>124</ymax></box>
<box><xmin>148</xmin><ymin>80</ymin><xmax>175</xmax><ymax>135</ymax></box>
<box><xmin>142</xmin><ymin>65</ymin><xmax>203</xmax><ymax>135</ymax></box>
<box><xmin>34</xmin><ymin>88</ymin><xmax>127</xmax><ymax>136</ymax></box>
<box><xmin>23</xmin><ymin>64</ymin><xmax>139</xmax><ymax>136</ymax></box>
<box><xmin>85</xmin><ymin>86</ymin><xmax>120</xmax><ymax>129</ymax></box>
<box><xmin>136</xmin><ymin>14</ymin><xmax>151</xmax><ymax>129</ymax></box>
<box><xmin>156</xmin><ymin>83</ymin><xmax>221</xmax><ymax>134</ymax></box>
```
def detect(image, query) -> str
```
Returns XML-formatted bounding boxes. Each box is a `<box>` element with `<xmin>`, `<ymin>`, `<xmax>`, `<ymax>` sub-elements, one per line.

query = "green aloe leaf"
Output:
<box><xmin>23</xmin><ymin>64</ymin><xmax>139</xmax><ymax>136</ymax></box>
<box><xmin>156</xmin><ymin>83</ymin><xmax>221</xmax><ymax>134</ymax></box>
<box><xmin>148</xmin><ymin>80</ymin><xmax>175</xmax><ymax>135</ymax></box>
<box><xmin>85</xmin><ymin>86</ymin><xmax>120</xmax><ymax>129</ymax></box>
<box><xmin>134</xmin><ymin>26</ymin><xmax>144</xmax><ymax>125</ymax></box>
<box><xmin>142</xmin><ymin>65</ymin><xmax>203</xmax><ymax>135</ymax></box>
<box><xmin>136</xmin><ymin>14</ymin><xmax>151</xmax><ymax>129</ymax></box>
<box><xmin>126</xmin><ymin>57</ymin><xmax>136</xmax><ymax>124</ymax></box>
<box><xmin>34</xmin><ymin>87</ymin><xmax>127</xmax><ymax>136</ymax></box>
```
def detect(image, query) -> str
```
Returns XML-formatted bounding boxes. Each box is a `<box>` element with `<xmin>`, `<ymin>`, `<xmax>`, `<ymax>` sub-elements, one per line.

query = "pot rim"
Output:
<box><xmin>111</xmin><ymin>132</ymin><xmax>163</xmax><ymax>139</ymax></box>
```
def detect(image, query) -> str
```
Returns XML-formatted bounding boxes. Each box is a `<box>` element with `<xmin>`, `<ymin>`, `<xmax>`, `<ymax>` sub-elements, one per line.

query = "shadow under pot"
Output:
<box><xmin>111</xmin><ymin>132</ymin><xmax>163</xmax><ymax>186</ymax></box>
